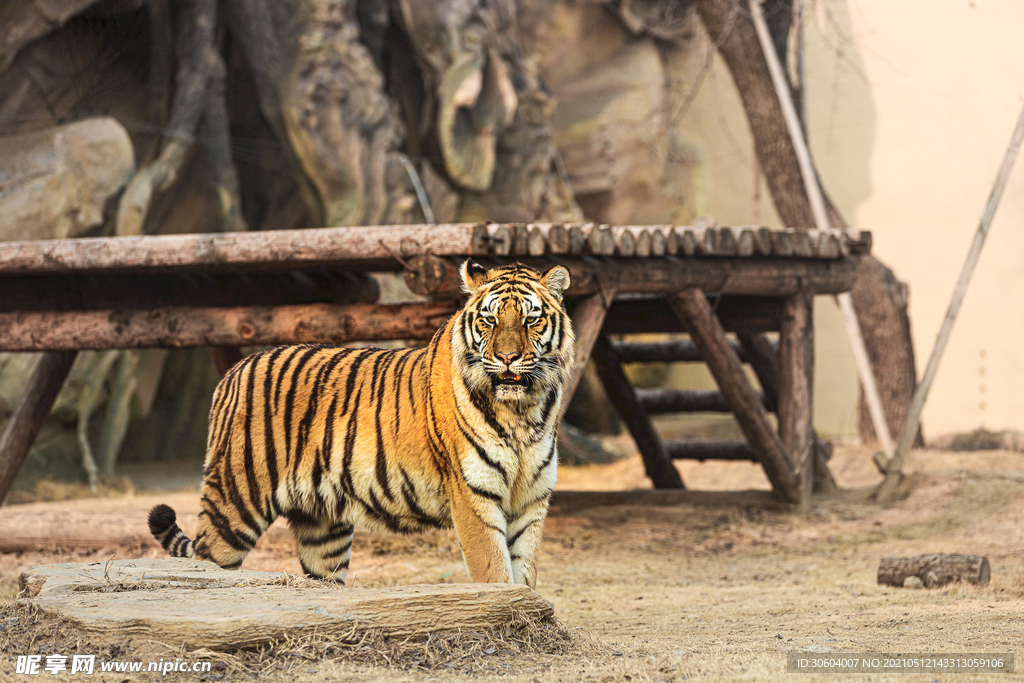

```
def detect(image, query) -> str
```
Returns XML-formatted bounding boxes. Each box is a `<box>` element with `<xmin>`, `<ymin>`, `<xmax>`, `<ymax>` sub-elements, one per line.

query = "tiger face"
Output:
<box><xmin>457</xmin><ymin>259</ymin><xmax>573</xmax><ymax>402</ymax></box>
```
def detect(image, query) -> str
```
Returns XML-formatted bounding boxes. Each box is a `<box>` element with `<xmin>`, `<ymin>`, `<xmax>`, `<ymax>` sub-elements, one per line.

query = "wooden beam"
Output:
<box><xmin>0</xmin><ymin>351</ymin><xmax>77</xmax><ymax>503</ymax></box>
<box><xmin>590</xmin><ymin>336</ymin><xmax>684</xmax><ymax>489</ymax></box>
<box><xmin>779</xmin><ymin>287</ymin><xmax>815</xmax><ymax>512</ymax></box>
<box><xmin>0</xmin><ymin>271</ymin><xmax>380</xmax><ymax>312</ymax></box>
<box><xmin>614</xmin><ymin>338</ymin><xmax>770</xmax><ymax>363</ymax></box>
<box><xmin>667</xmin><ymin>289</ymin><xmax>798</xmax><ymax>503</ymax></box>
<box><xmin>0</xmin><ymin>301</ymin><xmax>460</xmax><ymax>351</ymax></box>
<box><xmin>603</xmin><ymin>296</ymin><xmax>782</xmax><ymax>335</ymax></box>
<box><xmin>663</xmin><ymin>439</ymin><xmax>757</xmax><ymax>461</ymax></box>
<box><xmin>558</xmin><ymin>289</ymin><xmax>617</xmax><ymax>422</ymax></box>
<box><xmin>636</xmin><ymin>388</ymin><xmax>767</xmax><ymax>414</ymax></box>
<box><xmin>402</xmin><ymin>255</ymin><xmax>857</xmax><ymax>299</ymax></box>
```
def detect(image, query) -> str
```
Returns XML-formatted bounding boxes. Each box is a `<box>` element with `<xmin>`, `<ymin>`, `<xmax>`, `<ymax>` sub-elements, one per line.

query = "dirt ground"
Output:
<box><xmin>2</xmin><ymin>442</ymin><xmax>1023</xmax><ymax>682</ymax></box>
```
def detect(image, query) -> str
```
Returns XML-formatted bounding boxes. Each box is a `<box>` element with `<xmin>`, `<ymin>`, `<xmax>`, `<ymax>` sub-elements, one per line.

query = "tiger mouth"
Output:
<box><xmin>493</xmin><ymin>371</ymin><xmax>530</xmax><ymax>388</ymax></box>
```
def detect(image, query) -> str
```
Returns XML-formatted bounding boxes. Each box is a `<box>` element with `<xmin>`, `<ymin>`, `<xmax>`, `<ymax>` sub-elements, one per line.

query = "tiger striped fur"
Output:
<box><xmin>148</xmin><ymin>260</ymin><xmax>574</xmax><ymax>587</ymax></box>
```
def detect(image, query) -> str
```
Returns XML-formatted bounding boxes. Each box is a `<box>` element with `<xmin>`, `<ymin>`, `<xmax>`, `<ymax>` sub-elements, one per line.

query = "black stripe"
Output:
<box><xmin>507</xmin><ymin>518</ymin><xmax>542</xmax><ymax>549</ymax></box>
<box><xmin>373</xmin><ymin>352</ymin><xmax>398</xmax><ymax>502</ymax></box>
<box><xmin>322</xmin><ymin>538</ymin><xmax>354</xmax><ymax>559</ymax></box>
<box><xmin>283</xmin><ymin>346</ymin><xmax>323</xmax><ymax>467</ymax></box>
<box><xmin>467</xmin><ymin>483</ymin><xmax>503</xmax><ymax>503</ymax></box>
<box><xmin>241</xmin><ymin>359</ymin><xmax>268</xmax><ymax>521</ymax></box>
<box><xmin>262</xmin><ymin>346</ymin><xmax>288</xmax><ymax>512</ymax></box>
<box><xmin>453</xmin><ymin>407</ymin><xmax>507</xmax><ymax>482</ymax></box>
<box><xmin>532</xmin><ymin>439</ymin><xmax>557</xmax><ymax>484</ymax></box>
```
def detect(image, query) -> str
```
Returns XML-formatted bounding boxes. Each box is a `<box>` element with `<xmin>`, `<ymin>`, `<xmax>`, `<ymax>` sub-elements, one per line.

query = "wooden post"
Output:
<box><xmin>779</xmin><ymin>286</ymin><xmax>815</xmax><ymax>513</ymax></box>
<box><xmin>739</xmin><ymin>332</ymin><xmax>837</xmax><ymax>494</ymax></box>
<box><xmin>590</xmin><ymin>336</ymin><xmax>684</xmax><ymax>489</ymax></box>
<box><xmin>667</xmin><ymin>289</ymin><xmax>798</xmax><ymax>503</ymax></box>
<box><xmin>209</xmin><ymin>347</ymin><xmax>244</xmax><ymax>375</ymax></box>
<box><xmin>0</xmin><ymin>351</ymin><xmax>77</xmax><ymax>503</ymax></box>
<box><xmin>558</xmin><ymin>289</ymin><xmax>617</xmax><ymax>422</ymax></box>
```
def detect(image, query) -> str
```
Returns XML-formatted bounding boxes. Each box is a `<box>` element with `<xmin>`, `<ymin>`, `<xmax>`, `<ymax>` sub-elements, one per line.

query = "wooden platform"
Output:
<box><xmin>0</xmin><ymin>222</ymin><xmax>869</xmax><ymax>508</ymax></box>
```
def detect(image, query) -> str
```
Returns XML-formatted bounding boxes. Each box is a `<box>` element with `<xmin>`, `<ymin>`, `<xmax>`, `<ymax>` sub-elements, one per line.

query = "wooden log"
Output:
<box><xmin>754</xmin><ymin>227</ymin><xmax>773</xmax><ymax>256</ymax></box>
<box><xmin>0</xmin><ymin>271</ymin><xmax>380</xmax><ymax>312</ymax></box>
<box><xmin>24</xmin><ymin>560</ymin><xmax>553</xmax><ymax>648</ymax></box>
<box><xmin>679</xmin><ymin>228</ymin><xmax>698</xmax><ymax>256</ymax></box>
<box><xmin>771</xmin><ymin>230</ymin><xmax>794</xmax><ymax>257</ymax></box>
<box><xmin>613</xmin><ymin>227</ymin><xmax>636</xmax><ymax>257</ymax></box>
<box><xmin>568</xmin><ymin>224</ymin><xmax>588</xmax><ymax>254</ymax></box>
<box><xmin>636</xmin><ymin>388</ymin><xmax>768</xmax><ymax>414</ymax></box>
<box><xmin>733</xmin><ymin>228</ymin><xmax>756</xmax><ymax>257</ymax></box>
<box><xmin>558</xmin><ymin>290</ymin><xmax>616</xmax><ymax>422</ymax></box>
<box><xmin>696</xmin><ymin>227</ymin><xmax>719</xmax><ymax>255</ymax></box>
<box><xmin>650</xmin><ymin>228</ymin><xmax>667</xmax><ymax>256</ymax></box>
<box><xmin>527</xmin><ymin>225</ymin><xmax>547</xmax><ymax>256</ymax></box>
<box><xmin>0</xmin><ymin>224</ymin><xmax>867</xmax><ymax>276</ymax></box>
<box><xmin>877</xmin><ymin>554</ymin><xmax>991</xmax><ymax>588</ymax></box>
<box><xmin>589</xmin><ymin>225</ymin><xmax>615</xmax><ymax>255</ymax></box>
<box><xmin>0</xmin><ymin>223</ymin><xmax>496</xmax><ymax>275</ymax></box>
<box><xmin>716</xmin><ymin>227</ymin><xmax>737</xmax><ymax>256</ymax></box>
<box><xmin>402</xmin><ymin>256</ymin><xmax>857</xmax><ymax>298</ymax></box>
<box><xmin>664</xmin><ymin>226</ymin><xmax>680</xmax><ymax>255</ymax></box>
<box><xmin>512</xmin><ymin>224</ymin><xmax>530</xmax><ymax>255</ymax></box>
<box><xmin>667</xmin><ymin>289</ymin><xmax>798</xmax><ymax>503</ymax></box>
<box><xmin>547</xmin><ymin>224</ymin><xmax>570</xmax><ymax>254</ymax></box>
<box><xmin>590</xmin><ymin>336</ymin><xmax>684</xmax><ymax>489</ymax></box>
<box><xmin>550</xmin><ymin>489</ymin><xmax>788</xmax><ymax>512</ymax></box>
<box><xmin>791</xmin><ymin>230</ymin><xmax>814</xmax><ymax>258</ymax></box>
<box><xmin>492</xmin><ymin>224</ymin><xmax>513</xmax><ymax>256</ymax></box>
<box><xmin>810</xmin><ymin>229</ymin><xmax>840</xmax><ymax>259</ymax></box>
<box><xmin>471</xmin><ymin>223</ymin><xmax>492</xmax><ymax>254</ymax></box>
<box><xmin>403</xmin><ymin>254</ymin><xmax>451</xmax><ymax>297</ymax></box>
<box><xmin>663</xmin><ymin>438</ymin><xmax>757</xmax><ymax>461</ymax></box>
<box><xmin>0</xmin><ymin>302</ymin><xmax>460</xmax><ymax>351</ymax></box>
<box><xmin>779</xmin><ymin>287</ymin><xmax>815</xmax><ymax>512</ymax></box>
<box><xmin>603</xmin><ymin>295</ymin><xmax>783</xmax><ymax>335</ymax></box>
<box><xmin>0</xmin><ymin>351</ymin><xmax>78</xmax><ymax>504</ymax></box>
<box><xmin>635</xmin><ymin>229</ymin><xmax>652</xmax><ymax>258</ymax></box>
<box><xmin>614</xmin><ymin>338</ymin><xmax>749</xmax><ymax>363</ymax></box>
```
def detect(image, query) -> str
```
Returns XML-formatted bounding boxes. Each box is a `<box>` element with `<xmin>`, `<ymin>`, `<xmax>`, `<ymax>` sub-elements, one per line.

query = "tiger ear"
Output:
<box><xmin>460</xmin><ymin>258</ymin><xmax>490</xmax><ymax>293</ymax></box>
<box><xmin>540</xmin><ymin>265</ymin><xmax>571</xmax><ymax>300</ymax></box>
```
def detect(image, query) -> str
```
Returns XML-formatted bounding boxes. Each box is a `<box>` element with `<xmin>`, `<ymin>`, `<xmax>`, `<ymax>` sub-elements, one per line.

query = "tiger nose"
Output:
<box><xmin>496</xmin><ymin>352</ymin><xmax>520</xmax><ymax>365</ymax></box>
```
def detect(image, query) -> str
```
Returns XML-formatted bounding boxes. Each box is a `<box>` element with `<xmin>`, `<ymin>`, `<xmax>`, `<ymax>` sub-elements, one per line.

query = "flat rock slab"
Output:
<box><xmin>19</xmin><ymin>559</ymin><xmax>553</xmax><ymax>650</ymax></box>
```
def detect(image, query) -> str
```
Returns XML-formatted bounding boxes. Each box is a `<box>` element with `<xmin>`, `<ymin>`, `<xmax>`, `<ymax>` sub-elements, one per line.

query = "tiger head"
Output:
<box><xmin>455</xmin><ymin>259</ymin><xmax>575</xmax><ymax>402</ymax></box>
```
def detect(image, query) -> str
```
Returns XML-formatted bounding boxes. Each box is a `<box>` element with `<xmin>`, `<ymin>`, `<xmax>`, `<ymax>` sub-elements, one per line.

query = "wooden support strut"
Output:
<box><xmin>737</xmin><ymin>332</ymin><xmax>837</xmax><ymax>493</ymax></box>
<box><xmin>667</xmin><ymin>289</ymin><xmax>798</xmax><ymax>503</ymax></box>
<box><xmin>779</xmin><ymin>286</ymin><xmax>815</xmax><ymax>513</ymax></box>
<box><xmin>558</xmin><ymin>290</ymin><xmax>617</xmax><ymax>422</ymax></box>
<box><xmin>0</xmin><ymin>351</ymin><xmax>78</xmax><ymax>503</ymax></box>
<box><xmin>590</xmin><ymin>336</ymin><xmax>685</xmax><ymax>489</ymax></box>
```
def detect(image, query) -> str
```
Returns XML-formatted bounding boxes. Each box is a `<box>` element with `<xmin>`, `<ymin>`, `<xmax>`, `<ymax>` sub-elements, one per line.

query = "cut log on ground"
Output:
<box><xmin>21</xmin><ymin>559</ymin><xmax>553</xmax><ymax>649</ymax></box>
<box><xmin>877</xmin><ymin>553</ymin><xmax>990</xmax><ymax>588</ymax></box>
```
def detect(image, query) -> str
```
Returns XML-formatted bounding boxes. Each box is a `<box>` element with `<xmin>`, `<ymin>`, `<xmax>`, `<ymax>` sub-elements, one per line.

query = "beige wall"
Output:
<box><xmin>675</xmin><ymin>0</ymin><xmax>1024</xmax><ymax>439</ymax></box>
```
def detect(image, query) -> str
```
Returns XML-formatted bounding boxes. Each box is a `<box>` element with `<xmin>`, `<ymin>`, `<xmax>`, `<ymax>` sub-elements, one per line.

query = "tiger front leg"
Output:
<box><xmin>506</xmin><ymin>499</ymin><xmax>551</xmax><ymax>588</ymax></box>
<box><xmin>449</xmin><ymin>481</ymin><xmax>513</xmax><ymax>583</ymax></box>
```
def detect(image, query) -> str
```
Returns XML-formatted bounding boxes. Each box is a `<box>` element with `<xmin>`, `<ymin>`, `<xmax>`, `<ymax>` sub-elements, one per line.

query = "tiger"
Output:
<box><xmin>148</xmin><ymin>259</ymin><xmax>574</xmax><ymax>588</ymax></box>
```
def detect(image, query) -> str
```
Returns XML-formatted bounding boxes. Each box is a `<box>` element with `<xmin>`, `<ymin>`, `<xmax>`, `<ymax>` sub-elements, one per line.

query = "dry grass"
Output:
<box><xmin>1</xmin><ymin>444</ymin><xmax>1024</xmax><ymax>681</ymax></box>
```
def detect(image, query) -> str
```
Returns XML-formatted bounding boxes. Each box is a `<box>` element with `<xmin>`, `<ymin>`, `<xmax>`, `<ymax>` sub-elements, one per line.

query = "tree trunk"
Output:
<box><xmin>693</xmin><ymin>0</ymin><xmax>920</xmax><ymax>445</ymax></box>
<box><xmin>877</xmin><ymin>553</ymin><xmax>990</xmax><ymax>588</ymax></box>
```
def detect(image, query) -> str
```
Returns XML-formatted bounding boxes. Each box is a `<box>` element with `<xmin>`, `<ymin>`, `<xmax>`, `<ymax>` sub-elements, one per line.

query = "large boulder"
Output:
<box><xmin>0</xmin><ymin>117</ymin><xmax>134</xmax><ymax>241</ymax></box>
